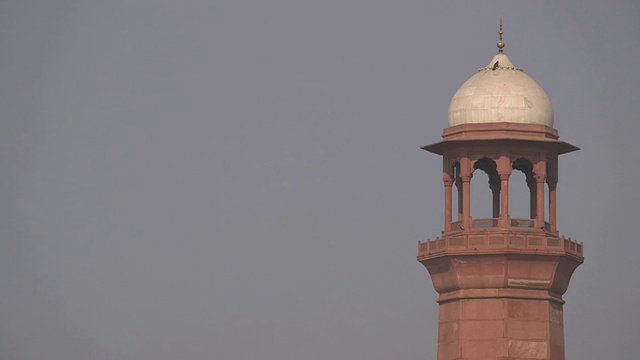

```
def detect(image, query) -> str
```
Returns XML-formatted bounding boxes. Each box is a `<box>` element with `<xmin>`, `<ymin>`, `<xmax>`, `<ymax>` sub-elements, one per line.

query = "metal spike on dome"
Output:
<box><xmin>497</xmin><ymin>18</ymin><xmax>505</xmax><ymax>53</ymax></box>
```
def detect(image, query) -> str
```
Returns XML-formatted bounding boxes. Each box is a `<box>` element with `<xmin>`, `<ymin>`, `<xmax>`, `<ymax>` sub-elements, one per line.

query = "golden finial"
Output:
<box><xmin>497</xmin><ymin>18</ymin><xmax>505</xmax><ymax>53</ymax></box>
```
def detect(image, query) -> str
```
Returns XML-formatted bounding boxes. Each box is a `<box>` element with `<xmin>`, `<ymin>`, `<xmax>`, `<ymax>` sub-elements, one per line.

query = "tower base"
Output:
<box><xmin>438</xmin><ymin>297</ymin><xmax>565</xmax><ymax>360</ymax></box>
<box><xmin>418</xmin><ymin>234</ymin><xmax>583</xmax><ymax>360</ymax></box>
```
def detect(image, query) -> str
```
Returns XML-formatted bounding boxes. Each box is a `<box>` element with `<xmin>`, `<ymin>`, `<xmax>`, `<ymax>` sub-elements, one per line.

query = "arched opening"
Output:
<box><xmin>511</xmin><ymin>158</ymin><xmax>535</xmax><ymax>227</ymax></box>
<box><xmin>509</xmin><ymin>170</ymin><xmax>530</xmax><ymax>218</ymax></box>
<box><xmin>470</xmin><ymin>169</ymin><xmax>492</xmax><ymax>219</ymax></box>
<box><xmin>471</xmin><ymin>158</ymin><xmax>499</xmax><ymax>226</ymax></box>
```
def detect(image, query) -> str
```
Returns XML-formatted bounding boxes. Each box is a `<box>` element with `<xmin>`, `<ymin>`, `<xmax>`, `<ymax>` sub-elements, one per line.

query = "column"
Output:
<box><xmin>444</xmin><ymin>175</ymin><xmax>453</xmax><ymax>232</ymax></box>
<box><xmin>527</xmin><ymin>177</ymin><xmax>537</xmax><ymax>219</ymax></box>
<box><xmin>535</xmin><ymin>175</ymin><xmax>545</xmax><ymax>228</ymax></box>
<box><xmin>462</xmin><ymin>175</ymin><xmax>471</xmax><ymax>229</ymax></box>
<box><xmin>456</xmin><ymin>178</ymin><xmax>462</xmax><ymax>221</ymax></box>
<box><xmin>499</xmin><ymin>172</ymin><xmax>510</xmax><ymax>227</ymax></box>
<box><xmin>490</xmin><ymin>180</ymin><xmax>500</xmax><ymax>218</ymax></box>
<box><xmin>548</xmin><ymin>179</ymin><xmax>557</xmax><ymax>233</ymax></box>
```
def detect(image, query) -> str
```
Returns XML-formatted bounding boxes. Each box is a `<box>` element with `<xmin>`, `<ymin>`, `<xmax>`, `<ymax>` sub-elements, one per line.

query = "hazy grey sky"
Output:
<box><xmin>0</xmin><ymin>1</ymin><xmax>638</xmax><ymax>359</ymax></box>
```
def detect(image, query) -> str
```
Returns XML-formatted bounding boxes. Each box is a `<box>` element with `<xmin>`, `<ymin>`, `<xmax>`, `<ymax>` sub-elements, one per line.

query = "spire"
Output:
<box><xmin>497</xmin><ymin>18</ymin><xmax>505</xmax><ymax>53</ymax></box>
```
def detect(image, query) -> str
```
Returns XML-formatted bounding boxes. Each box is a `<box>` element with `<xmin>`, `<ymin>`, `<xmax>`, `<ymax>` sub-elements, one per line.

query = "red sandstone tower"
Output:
<box><xmin>418</xmin><ymin>24</ymin><xmax>583</xmax><ymax>360</ymax></box>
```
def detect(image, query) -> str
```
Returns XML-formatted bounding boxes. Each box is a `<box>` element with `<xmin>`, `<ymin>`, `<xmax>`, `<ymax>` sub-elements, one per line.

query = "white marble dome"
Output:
<box><xmin>447</xmin><ymin>52</ymin><xmax>553</xmax><ymax>127</ymax></box>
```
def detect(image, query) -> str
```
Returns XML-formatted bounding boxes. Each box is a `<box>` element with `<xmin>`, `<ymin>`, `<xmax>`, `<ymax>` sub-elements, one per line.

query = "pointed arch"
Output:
<box><xmin>470</xmin><ymin>157</ymin><xmax>500</xmax><ymax>223</ymax></box>
<box><xmin>511</xmin><ymin>157</ymin><xmax>536</xmax><ymax>227</ymax></box>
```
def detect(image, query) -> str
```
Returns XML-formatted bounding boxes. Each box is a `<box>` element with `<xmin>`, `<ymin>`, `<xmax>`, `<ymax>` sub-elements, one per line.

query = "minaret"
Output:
<box><xmin>418</xmin><ymin>23</ymin><xmax>583</xmax><ymax>360</ymax></box>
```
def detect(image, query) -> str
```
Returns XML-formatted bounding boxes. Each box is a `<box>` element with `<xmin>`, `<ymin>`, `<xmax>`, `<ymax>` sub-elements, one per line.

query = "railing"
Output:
<box><xmin>418</xmin><ymin>234</ymin><xmax>583</xmax><ymax>259</ymax></box>
<box><xmin>447</xmin><ymin>218</ymin><xmax>553</xmax><ymax>231</ymax></box>
<box><xmin>451</xmin><ymin>221</ymin><xmax>463</xmax><ymax>231</ymax></box>
<box><xmin>511</xmin><ymin>218</ymin><xmax>535</xmax><ymax>228</ymax></box>
<box><xmin>472</xmin><ymin>218</ymin><xmax>498</xmax><ymax>228</ymax></box>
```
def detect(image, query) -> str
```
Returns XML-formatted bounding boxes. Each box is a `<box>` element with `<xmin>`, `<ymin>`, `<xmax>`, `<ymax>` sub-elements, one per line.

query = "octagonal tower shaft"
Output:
<box><xmin>418</xmin><ymin>122</ymin><xmax>583</xmax><ymax>360</ymax></box>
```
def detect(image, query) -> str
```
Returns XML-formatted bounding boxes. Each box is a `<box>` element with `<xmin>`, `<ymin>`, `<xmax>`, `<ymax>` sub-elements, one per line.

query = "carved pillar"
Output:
<box><xmin>548</xmin><ymin>178</ymin><xmax>558</xmax><ymax>233</ymax></box>
<box><xmin>547</xmin><ymin>159</ymin><xmax>558</xmax><ymax>233</ymax></box>
<box><xmin>459</xmin><ymin>157</ymin><xmax>472</xmax><ymax>229</ymax></box>
<box><xmin>496</xmin><ymin>154</ymin><xmax>512</xmax><ymax>228</ymax></box>
<box><xmin>455</xmin><ymin>177</ymin><xmax>462</xmax><ymax>221</ymax></box>
<box><xmin>527</xmin><ymin>176</ymin><xmax>537</xmax><ymax>219</ymax></box>
<box><xmin>444</xmin><ymin>174</ymin><xmax>453</xmax><ymax>231</ymax></box>
<box><xmin>499</xmin><ymin>172</ymin><xmax>510</xmax><ymax>227</ymax></box>
<box><xmin>536</xmin><ymin>175</ymin><xmax>546</xmax><ymax>228</ymax></box>
<box><xmin>462</xmin><ymin>175</ymin><xmax>471</xmax><ymax>229</ymax></box>
<box><xmin>490</xmin><ymin>180</ymin><xmax>501</xmax><ymax>218</ymax></box>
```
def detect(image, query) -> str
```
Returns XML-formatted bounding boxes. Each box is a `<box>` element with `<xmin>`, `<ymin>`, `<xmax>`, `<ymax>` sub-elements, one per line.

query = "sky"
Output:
<box><xmin>0</xmin><ymin>1</ymin><xmax>638</xmax><ymax>359</ymax></box>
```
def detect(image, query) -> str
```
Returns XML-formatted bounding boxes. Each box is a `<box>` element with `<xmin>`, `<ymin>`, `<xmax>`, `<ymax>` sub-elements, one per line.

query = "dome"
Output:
<box><xmin>447</xmin><ymin>52</ymin><xmax>554</xmax><ymax>127</ymax></box>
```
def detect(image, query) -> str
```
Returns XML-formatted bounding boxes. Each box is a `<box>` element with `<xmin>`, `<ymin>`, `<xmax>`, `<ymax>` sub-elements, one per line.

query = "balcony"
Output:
<box><xmin>418</xmin><ymin>233</ymin><xmax>584</xmax><ymax>260</ymax></box>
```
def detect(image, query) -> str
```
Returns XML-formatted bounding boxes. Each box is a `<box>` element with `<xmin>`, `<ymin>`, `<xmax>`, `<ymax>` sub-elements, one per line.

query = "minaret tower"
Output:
<box><xmin>418</xmin><ymin>22</ymin><xmax>584</xmax><ymax>360</ymax></box>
